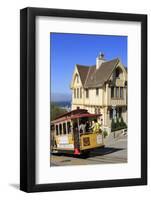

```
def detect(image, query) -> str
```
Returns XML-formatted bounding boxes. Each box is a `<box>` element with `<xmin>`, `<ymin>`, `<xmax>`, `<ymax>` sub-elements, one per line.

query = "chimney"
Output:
<box><xmin>96</xmin><ymin>52</ymin><xmax>105</xmax><ymax>69</ymax></box>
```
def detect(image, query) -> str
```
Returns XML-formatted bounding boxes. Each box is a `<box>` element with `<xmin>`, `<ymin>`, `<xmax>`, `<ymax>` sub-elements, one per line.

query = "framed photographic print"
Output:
<box><xmin>20</xmin><ymin>7</ymin><xmax>147</xmax><ymax>192</ymax></box>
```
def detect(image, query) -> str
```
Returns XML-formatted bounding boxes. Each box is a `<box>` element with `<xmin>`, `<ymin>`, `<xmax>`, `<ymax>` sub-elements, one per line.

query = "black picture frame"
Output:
<box><xmin>20</xmin><ymin>7</ymin><xmax>147</xmax><ymax>192</ymax></box>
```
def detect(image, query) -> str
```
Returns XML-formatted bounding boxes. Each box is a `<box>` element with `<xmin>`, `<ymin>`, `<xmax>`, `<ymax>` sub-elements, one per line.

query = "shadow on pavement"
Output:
<box><xmin>51</xmin><ymin>147</ymin><xmax>124</xmax><ymax>159</ymax></box>
<box><xmin>88</xmin><ymin>147</ymin><xmax>124</xmax><ymax>157</ymax></box>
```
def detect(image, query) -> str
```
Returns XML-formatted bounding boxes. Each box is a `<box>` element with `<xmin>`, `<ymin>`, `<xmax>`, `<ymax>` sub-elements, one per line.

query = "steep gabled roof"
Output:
<box><xmin>76</xmin><ymin>58</ymin><xmax>119</xmax><ymax>88</ymax></box>
<box><xmin>85</xmin><ymin>58</ymin><xmax>119</xmax><ymax>88</ymax></box>
<box><xmin>76</xmin><ymin>64</ymin><xmax>90</xmax><ymax>85</ymax></box>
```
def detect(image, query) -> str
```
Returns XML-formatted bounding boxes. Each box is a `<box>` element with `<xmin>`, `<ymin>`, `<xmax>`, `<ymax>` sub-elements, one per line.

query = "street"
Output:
<box><xmin>50</xmin><ymin>134</ymin><xmax>127</xmax><ymax>166</ymax></box>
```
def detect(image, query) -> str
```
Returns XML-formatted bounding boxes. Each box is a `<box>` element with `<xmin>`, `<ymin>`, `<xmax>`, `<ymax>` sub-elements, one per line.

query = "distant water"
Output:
<box><xmin>51</xmin><ymin>93</ymin><xmax>71</xmax><ymax>102</ymax></box>
<box><xmin>52</xmin><ymin>101</ymin><xmax>71</xmax><ymax>112</ymax></box>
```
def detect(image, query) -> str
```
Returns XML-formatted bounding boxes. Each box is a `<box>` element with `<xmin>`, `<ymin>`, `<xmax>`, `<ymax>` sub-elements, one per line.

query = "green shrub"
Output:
<box><xmin>116</xmin><ymin>117</ymin><xmax>120</xmax><ymax>129</ymax></box>
<box><xmin>111</xmin><ymin>117</ymin><xmax>127</xmax><ymax>132</ymax></box>
<box><xmin>103</xmin><ymin>130</ymin><xmax>108</xmax><ymax>138</ymax></box>
<box><xmin>120</xmin><ymin>117</ymin><xmax>127</xmax><ymax>129</ymax></box>
<box><xmin>111</xmin><ymin>118</ymin><xmax>116</xmax><ymax>132</ymax></box>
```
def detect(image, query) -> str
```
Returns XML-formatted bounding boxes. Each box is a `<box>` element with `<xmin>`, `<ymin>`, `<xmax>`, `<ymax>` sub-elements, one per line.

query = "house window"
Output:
<box><xmin>98</xmin><ymin>107</ymin><xmax>100</xmax><ymax>114</ymax></box>
<box><xmin>96</xmin><ymin>88</ymin><xmax>99</xmax><ymax>96</ymax></box>
<box><xmin>109</xmin><ymin>109</ymin><xmax>113</xmax><ymax>119</ymax></box>
<box><xmin>95</xmin><ymin>107</ymin><xmax>97</xmax><ymax>114</ymax></box>
<box><xmin>74</xmin><ymin>89</ymin><xmax>76</xmax><ymax>98</ymax></box>
<box><xmin>116</xmin><ymin>87</ymin><xmax>119</xmax><ymax>98</ymax></box>
<box><xmin>119</xmin><ymin>107</ymin><xmax>122</xmax><ymax>117</ymax></box>
<box><xmin>120</xmin><ymin>87</ymin><xmax>123</xmax><ymax>98</ymax></box>
<box><xmin>86</xmin><ymin>89</ymin><xmax>89</xmax><ymax>98</ymax></box>
<box><xmin>80</xmin><ymin>88</ymin><xmax>82</xmax><ymax>98</ymax></box>
<box><xmin>111</xmin><ymin>87</ymin><xmax>114</xmax><ymax>98</ymax></box>
<box><xmin>77</xmin><ymin>88</ymin><xmax>79</xmax><ymax>98</ymax></box>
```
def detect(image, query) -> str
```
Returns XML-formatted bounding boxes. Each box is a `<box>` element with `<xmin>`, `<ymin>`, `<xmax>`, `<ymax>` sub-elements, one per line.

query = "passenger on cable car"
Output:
<box><xmin>85</xmin><ymin>121</ymin><xmax>90</xmax><ymax>132</ymax></box>
<box><xmin>91</xmin><ymin>119</ymin><xmax>101</xmax><ymax>134</ymax></box>
<box><xmin>79</xmin><ymin>120</ymin><xmax>86</xmax><ymax>134</ymax></box>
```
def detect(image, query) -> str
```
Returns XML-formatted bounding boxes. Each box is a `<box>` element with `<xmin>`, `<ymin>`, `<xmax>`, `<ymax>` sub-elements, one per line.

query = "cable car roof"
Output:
<box><xmin>51</xmin><ymin>108</ymin><xmax>102</xmax><ymax>124</ymax></box>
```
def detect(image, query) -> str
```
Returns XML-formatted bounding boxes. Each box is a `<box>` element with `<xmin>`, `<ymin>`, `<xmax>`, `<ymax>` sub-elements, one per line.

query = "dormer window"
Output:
<box><xmin>115</xmin><ymin>68</ymin><xmax>120</xmax><ymax>78</ymax></box>
<box><xmin>114</xmin><ymin>67</ymin><xmax>124</xmax><ymax>80</ymax></box>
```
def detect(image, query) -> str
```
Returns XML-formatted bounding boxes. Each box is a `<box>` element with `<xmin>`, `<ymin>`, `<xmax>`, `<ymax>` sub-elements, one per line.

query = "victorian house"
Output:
<box><xmin>70</xmin><ymin>53</ymin><xmax>127</xmax><ymax>130</ymax></box>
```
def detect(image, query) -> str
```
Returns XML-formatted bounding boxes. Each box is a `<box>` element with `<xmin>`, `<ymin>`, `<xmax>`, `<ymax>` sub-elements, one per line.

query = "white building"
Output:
<box><xmin>70</xmin><ymin>53</ymin><xmax>127</xmax><ymax>129</ymax></box>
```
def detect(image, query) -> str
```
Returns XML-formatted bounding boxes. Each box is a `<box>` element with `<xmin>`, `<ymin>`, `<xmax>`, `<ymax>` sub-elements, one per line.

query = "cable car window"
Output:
<box><xmin>67</xmin><ymin>122</ymin><xmax>71</xmax><ymax>134</ymax></box>
<box><xmin>51</xmin><ymin>124</ymin><xmax>54</xmax><ymax>131</ymax></box>
<box><xmin>59</xmin><ymin>124</ymin><xmax>62</xmax><ymax>135</ymax></box>
<box><xmin>56</xmin><ymin>125</ymin><xmax>59</xmax><ymax>135</ymax></box>
<box><xmin>63</xmin><ymin>123</ymin><xmax>66</xmax><ymax>134</ymax></box>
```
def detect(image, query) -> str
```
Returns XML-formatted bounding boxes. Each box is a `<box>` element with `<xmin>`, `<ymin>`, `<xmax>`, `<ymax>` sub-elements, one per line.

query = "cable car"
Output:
<box><xmin>51</xmin><ymin>108</ymin><xmax>104</xmax><ymax>155</ymax></box>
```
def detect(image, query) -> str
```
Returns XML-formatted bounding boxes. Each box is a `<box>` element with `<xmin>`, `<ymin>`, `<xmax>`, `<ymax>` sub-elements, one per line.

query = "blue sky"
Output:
<box><xmin>50</xmin><ymin>33</ymin><xmax>127</xmax><ymax>98</ymax></box>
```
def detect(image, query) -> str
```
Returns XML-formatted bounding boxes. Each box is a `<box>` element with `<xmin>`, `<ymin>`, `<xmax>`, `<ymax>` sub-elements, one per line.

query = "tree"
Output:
<box><xmin>51</xmin><ymin>103</ymin><xmax>67</xmax><ymax>121</ymax></box>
